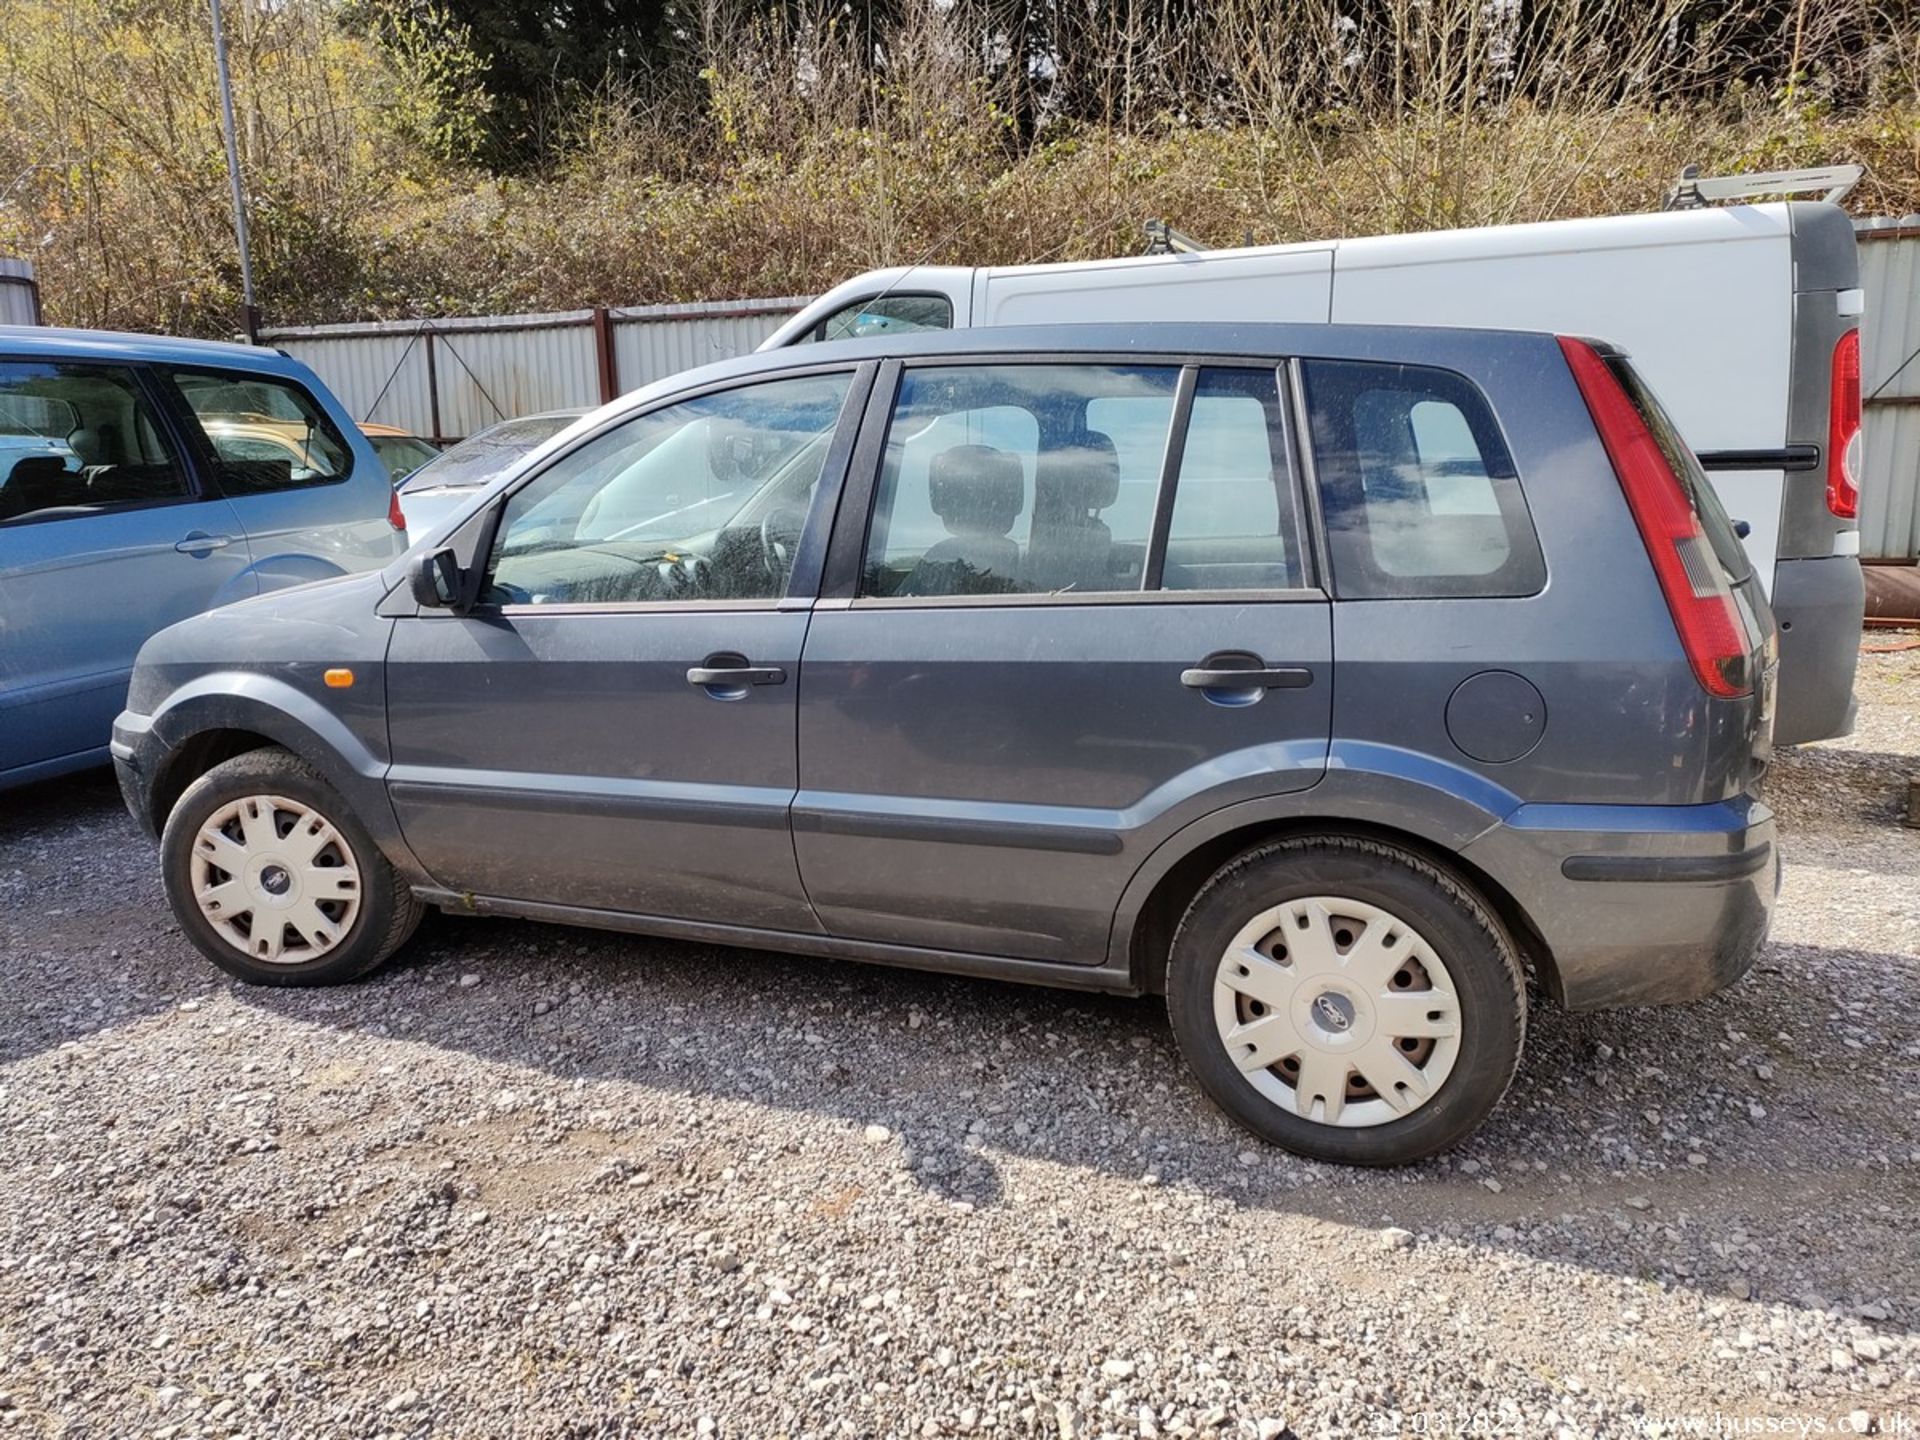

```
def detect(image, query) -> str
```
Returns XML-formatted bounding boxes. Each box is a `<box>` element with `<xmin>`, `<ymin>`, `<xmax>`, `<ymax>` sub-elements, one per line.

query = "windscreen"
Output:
<box><xmin>400</xmin><ymin>413</ymin><xmax>578</xmax><ymax>493</ymax></box>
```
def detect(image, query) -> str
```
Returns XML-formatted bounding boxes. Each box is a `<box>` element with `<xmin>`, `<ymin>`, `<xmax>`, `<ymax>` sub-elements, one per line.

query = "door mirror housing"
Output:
<box><xmin>409</xmin><ymin>546</ymin><xmax>465</xmax><ymax>611</ymax></box>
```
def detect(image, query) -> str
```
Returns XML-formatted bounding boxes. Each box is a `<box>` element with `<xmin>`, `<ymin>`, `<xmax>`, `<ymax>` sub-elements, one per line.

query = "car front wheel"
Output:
<box><xmin>1166</xmin><ymin>835</ymin><xmax>1526</xmax><ymax>1166</ymax></box>
<box><xmin>160</xmin><ymin>747</ymin><xmax>422</xmax><ymax>986</ymax></box>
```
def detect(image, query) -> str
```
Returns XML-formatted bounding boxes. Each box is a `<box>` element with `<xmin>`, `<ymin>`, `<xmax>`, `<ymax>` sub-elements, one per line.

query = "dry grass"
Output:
<box><xmin>2</xmin><ymin>0</ymin><xmax>1918</xmax><ymax>334</ymax></box>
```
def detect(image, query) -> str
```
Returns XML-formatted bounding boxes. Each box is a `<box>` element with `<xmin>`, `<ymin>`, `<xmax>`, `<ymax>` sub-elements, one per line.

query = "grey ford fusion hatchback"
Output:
<box><xmin>115</xmin><ymin>323</ymin><xmax>1780</xmax><ymax>1165</ymax></box>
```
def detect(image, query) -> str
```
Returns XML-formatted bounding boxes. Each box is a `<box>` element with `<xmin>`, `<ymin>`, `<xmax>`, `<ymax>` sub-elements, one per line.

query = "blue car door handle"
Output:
<box><xmin>175</xmin><ymin>531</ymin><xmax>235</xmax><ymax>556</ymax></box>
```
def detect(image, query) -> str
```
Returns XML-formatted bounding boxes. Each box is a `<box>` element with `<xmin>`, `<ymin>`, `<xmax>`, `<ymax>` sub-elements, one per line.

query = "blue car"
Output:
<box><xmin>0</xmin><ymin>326</ymin><xmax>408</xmax><ymax>789</ymax></box>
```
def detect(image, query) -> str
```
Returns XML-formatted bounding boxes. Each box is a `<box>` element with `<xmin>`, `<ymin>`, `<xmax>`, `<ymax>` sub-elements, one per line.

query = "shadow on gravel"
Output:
<box><xmin>6</xmin><ymin>769</ymin><xmax>1916</xmax><ymax>1325</ymax></box>
<box><xmin>233</xmin><ymin>913</ymin><xmax>1920</xmax><ymax>1328</ymax></box>
<box><xmin>0</xmin><ymin>768</ymin><xmax>205</xmax><ymax>1066</ymax></box>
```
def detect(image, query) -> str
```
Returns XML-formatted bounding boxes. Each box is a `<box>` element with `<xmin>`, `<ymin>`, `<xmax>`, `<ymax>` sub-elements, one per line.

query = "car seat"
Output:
<box><xmin>1025</xmin><ymin>429</ymin><xmax>1118</xmax><ymax>593</ymax></box>
<box><xmin>898</xmin><ymin>444</ymin><xmax>1024</xmax><ymax>596</ymax></box>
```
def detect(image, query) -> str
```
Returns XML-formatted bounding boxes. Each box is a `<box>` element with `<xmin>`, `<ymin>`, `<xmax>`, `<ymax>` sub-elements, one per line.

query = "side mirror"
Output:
<box><xmin>409</xmin><ymin>546</ymin><xmax>464</xmax><ymax>610</ymax></box>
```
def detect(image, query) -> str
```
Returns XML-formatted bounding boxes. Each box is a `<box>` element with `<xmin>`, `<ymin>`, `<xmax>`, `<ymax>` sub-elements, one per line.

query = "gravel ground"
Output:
<box><xmin>3</xmin><ymin>644</ymin><xmax>1919</xmax><ymax>1440</ymax></box>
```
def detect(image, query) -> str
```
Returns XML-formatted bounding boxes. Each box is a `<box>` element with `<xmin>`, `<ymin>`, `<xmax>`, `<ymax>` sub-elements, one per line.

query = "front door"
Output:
<box><xmin>0</xmin><ymin>358</ymin><xmax>250</xmax><ymax>779</ymax></box>
<box><xmin>795</xmin><ymin>360</ymin><xmax>1333</xmax><ymax>964</ymax></box>
<box><xmin>383</xmin><ymin>368</ymin><xmax>861</xmax><ymax>928</ymax></box>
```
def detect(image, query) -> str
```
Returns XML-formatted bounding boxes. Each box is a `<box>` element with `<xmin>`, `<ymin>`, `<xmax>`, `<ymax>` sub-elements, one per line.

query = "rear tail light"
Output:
<box><xmin>388</xmin><ymin>488</ymin><xmax>407</xmax><ymax>531</ymax></box>
<box><xmin>1828</xmin><ymin>327</ymin><xmax>1861</xmax><ymax>519</ymax></box>
<box><xmin>1558</xmin><ymin>337</ymin><xmax>1752</xmax><ymax>699</ymax></box>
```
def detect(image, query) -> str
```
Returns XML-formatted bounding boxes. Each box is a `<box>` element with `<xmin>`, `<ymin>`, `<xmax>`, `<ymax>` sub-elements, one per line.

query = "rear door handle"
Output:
<box><xmin>1181</xmin><ymin>666</ymin><xmax>1313</xmax><ymax>690</ymax></box>
<box><xmin>175</xmin><ymin>531</ymin><xmax>235</xmax><ymax>556</ymax></box>
<box><xmin>687</xmin><ymin>665</ymin><xmax>787</xmax><ymax>686</ymax></box>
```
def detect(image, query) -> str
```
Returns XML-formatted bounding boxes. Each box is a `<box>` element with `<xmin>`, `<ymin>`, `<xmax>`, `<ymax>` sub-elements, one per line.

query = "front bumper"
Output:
<box><xmin>1771</xmin><ymin>554</ymin><xmax>1863</xmax><ymax>746</ymax></box>
<box><xmin>110</xmin><ymin>710</ymin><xmax>164</xmax><ymax>840</ymax></box>
<box><xmin>1463</xmin><ymin>796</ymin><xmax>1777</xmax><ymax>1011</ymax></box>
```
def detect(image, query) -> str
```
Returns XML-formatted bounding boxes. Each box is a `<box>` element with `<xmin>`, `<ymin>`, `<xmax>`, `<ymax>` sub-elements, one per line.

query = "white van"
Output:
<box><xmin>761</xmin><ymin>199</ymin><xmax>1864</xmax><ymax>746</ymax></box>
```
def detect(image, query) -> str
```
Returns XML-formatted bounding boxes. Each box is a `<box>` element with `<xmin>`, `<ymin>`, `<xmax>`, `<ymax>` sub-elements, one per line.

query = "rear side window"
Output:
<box><xmin>1159</xmin><ymin>367</ymin><xmax>1304</xmax><ymax>592</ymax></box>
<box><xmin>862</xmin><ymin>363</ymin><xmax>1179</xmax><ymax>598</ymax></box>
<box><xmin>163</xmin><ymin>367</ymin><xmax>354</xmax><ymax>495</ymax></box>
<box><xmin>1608</xmin><ymin>357</ymin><xmax>1753</xmax><ymax>584</ymax></box>
<box><xmin>1303</xmin><ymin>360</ymin><xmax>1544</xmax><ymax>599</ymax></box>
<box><xmin>0</xmin><ymin>360</ymin><xmax>189</xmax><ymax>525</ymax></box>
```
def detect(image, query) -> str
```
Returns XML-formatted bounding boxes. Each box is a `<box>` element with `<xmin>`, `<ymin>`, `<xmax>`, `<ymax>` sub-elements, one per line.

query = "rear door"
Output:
<box><xmin>0</xmin><ymin>357</ymin><xmax>250</xmax><ymax>779</ymax></box>
<box><xmin>156</xmin><ymin>364</ymin><xmax>400</xmax><ymax>581</ymax></box>
<box><xmin>793</xmin><ymin>357</ymin><xmax>1332</xmax><ymax>964</ymax></box>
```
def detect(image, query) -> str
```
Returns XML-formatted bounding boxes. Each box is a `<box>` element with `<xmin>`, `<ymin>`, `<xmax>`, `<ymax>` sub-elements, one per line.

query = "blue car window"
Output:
<box><xmin>164</xmin><ymin>366</ymin><xmax>354</xmax><ymax>495</ymax></box>
<box><xmin>0</xmin><ymin>361</ymin><xmax>188</xmax><ymax>525</ymax></box>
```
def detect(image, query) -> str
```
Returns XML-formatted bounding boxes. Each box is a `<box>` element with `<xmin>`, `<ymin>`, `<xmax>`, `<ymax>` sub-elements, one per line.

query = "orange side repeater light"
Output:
<box><xmin>323</xmin><ymin>668</ymin><xmax>355</xmax><ymax>689</ymax></box>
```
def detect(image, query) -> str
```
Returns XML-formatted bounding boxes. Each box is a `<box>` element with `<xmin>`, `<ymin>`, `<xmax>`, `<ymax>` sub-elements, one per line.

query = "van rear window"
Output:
<box><xmin>1302</xmin><ymin>360</ymin><xmax>1545</xmax><ymax>599</ymax></box>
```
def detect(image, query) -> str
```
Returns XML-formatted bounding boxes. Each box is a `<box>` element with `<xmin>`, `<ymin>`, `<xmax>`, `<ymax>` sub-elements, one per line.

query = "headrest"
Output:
<box><xmin>67</xmin><ymin>424</ymin><xmax>120</xmax><ymax>467</ymax></box>
<box><xmin>928</xmin><ymin>444</ymin><xmax>1024</xmax><ymax>537</ymax></box>
<box><xmin>1038</xmin><ymin>429</ymin><xmax>1119</xmax><ymax>512</ymax></box>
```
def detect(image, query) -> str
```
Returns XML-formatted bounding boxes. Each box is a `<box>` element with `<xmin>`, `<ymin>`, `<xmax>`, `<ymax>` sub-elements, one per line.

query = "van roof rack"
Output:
<box><xmin>1143</xmin><ymin>220</ymin><xmax>1210</xmax><ymax>255</ymax></box>
<box><xmin>1662</xmin><ymin>163</ymin><xmax>1864</xmax><ymax>210</ymax></box>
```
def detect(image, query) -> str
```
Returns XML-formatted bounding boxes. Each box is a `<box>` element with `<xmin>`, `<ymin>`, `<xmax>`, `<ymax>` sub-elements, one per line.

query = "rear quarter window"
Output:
<box><xmin>1302</xmin><ymin>359</ymin><xmax>1544</xmax><ymax>599</ymax></box>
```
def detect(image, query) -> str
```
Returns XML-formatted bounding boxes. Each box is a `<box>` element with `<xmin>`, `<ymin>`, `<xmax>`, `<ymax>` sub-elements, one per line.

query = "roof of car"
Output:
<box><xmin>0</xmin><ymin>324</ymin><xmax>310</xmax><ymax>370</ymax></box>
<box><xmin>628</xmin><ymin>320</ymin><xmax>1566</xmax><ymax>415</ymax></box>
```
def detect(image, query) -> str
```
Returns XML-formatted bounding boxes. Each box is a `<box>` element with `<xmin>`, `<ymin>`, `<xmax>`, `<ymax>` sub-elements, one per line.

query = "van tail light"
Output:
<box><xmin>388</xmin><ymin>488</ymin><xmax>407</xmax><ymax>531</ymax></box>
<box><xmin>1828</xmin><ymin>326</ymin><xmax>1861</xmax><ymax>519</ymax></box>
<box><xmin>1557</xmin><ymin>337</ymin><xmax>1752</xmax><ymax>699</ymax></box>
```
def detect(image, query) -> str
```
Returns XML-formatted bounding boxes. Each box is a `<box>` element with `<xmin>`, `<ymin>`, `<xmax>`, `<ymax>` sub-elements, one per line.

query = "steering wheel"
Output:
<box><xmin>759</xmin><ymin>505</ymin><xmax>809</xmax><ymax>583</ymax></box>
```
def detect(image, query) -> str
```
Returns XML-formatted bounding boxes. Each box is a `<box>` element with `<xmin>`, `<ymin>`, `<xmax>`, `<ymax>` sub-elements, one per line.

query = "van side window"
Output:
<box><xmin>862</xmin><ymin>364</ymin><xmax>1178</xmax><ymax>598</ymax></box>
<box><xmin>0</xmin><ymin>361</ymin><xmax>188</xmax><ymax>525</ymax></box>
<box><xmin>810</xmin><ymin>294</ymin><xmax>953</xmax><ymax>343</ymax></box>
<box><xmin>1303</xmin><ymin>360</ymin><xmax>1544</xmax><ymax>599</ymax></box>
<box><xmin>163</xmin><ymin>368</ymin><xmax>354</xmax><ymax>495</ymax></box>
<box><xmin>1159</xmin><ymin>367</ymin><xmax>1305</xmax><ymax>592</ymax></box>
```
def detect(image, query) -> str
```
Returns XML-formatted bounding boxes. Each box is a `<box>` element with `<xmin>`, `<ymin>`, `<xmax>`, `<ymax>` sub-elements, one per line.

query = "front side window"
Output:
<box><xmin>0</xmin><ymin>360</ymin><xmax>189</xmax><ymax>525</ymax></box>
<box><xmin>485</xmin><ymin>372</ymin><xmax>852</xmax><ymax>606</ymax></box>
<box><xmin>862</xmin><ymin>364</ymin><xmax>1179</xmax><ymax>598</ymax></box>
<box><xmin>1303</xmin><ymin>360</ymin><xmax>1543</xmax><ymax>599</ymax></box>
<box><xmin>165</xmin><ymin>367</ymin><xmax>353</xmax><ymax>495</ymax></box>
<box><xmin>1160</xmin><ymin>367</ymin><xmax>1306</xmax><ymax>592</ymax></box>
<box><xmin>810</xmin><ymin>294</ymin><xmax>953</xmax><ymax>343</ymax></box>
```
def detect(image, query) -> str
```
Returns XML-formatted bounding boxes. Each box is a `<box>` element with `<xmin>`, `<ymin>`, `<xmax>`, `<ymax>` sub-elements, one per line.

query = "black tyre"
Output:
<box><xmin>160</xmin><ymin>747</ymin><xmax>422</xmax><ymax>986</ymax></box>
<box><xmin>1165</xmin><ymin>835</ymin><xmax>1525</xmax><ymax>1166</ymax></box>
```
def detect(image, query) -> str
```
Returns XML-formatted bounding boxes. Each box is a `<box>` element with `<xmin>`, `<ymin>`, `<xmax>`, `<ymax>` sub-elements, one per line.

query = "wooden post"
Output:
<box><xmin>424</xmin><ymin>329</ymin><xmax>442</xmax><ymax>444</ymax></box>
<box><xmin>592</xmin><ymin>306</ymin><xmax>619</xmax><ymax>405</ymax></box>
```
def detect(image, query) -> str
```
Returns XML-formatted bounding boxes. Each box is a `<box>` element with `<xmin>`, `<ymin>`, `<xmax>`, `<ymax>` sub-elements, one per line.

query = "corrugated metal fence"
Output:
<box><xmin>1858</xmin><ymin>225</ymin><xmax>1920</xmax><ymax>561</ymax></box>
<box><xmin>263</xmin><ymin>242</ymin><xmax>1920</xmax><ymax>560</ymax></box>
<box><xmin>259</xmin><ymin>296</ymin><xmax>809</xmax><ymax>443</ymax></box>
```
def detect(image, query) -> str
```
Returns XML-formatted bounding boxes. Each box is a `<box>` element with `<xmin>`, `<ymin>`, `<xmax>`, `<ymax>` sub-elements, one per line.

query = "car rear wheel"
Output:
<box><xmin>161</xmin><ymin>747</ymin><xmax>422</xmax><ymax>986</ymax></box>
<box><xmin>1165</xmin><ymin>835</ymin><xmax>1525</xmax><ymax>1166</ymax></box>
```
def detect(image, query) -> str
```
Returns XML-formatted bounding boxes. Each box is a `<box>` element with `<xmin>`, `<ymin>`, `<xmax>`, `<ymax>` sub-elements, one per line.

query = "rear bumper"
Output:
<box><xmin>1462</xmin><ymin>796</ymin><xmax>1777</xmax><ymax>1011</ymax></box>
<box><xmin>1771</xmin><ymin>554</ymin><xmax>1863</xmax><ymax>746</ymax></box>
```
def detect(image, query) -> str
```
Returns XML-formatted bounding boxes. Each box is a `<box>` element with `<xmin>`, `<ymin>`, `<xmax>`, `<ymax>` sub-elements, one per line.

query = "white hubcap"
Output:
<box><xmin>190</xmin><ymin>794</ymin><xmax>362</xmax><ymax>964</ymax></box>
<box><xmin>1212</xmin><ymin>896</ymin><xmax>1462</xmax><ymax>1128</ymax></box>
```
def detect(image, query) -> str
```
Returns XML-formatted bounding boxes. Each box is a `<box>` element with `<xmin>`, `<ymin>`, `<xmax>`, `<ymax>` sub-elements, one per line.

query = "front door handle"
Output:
<box><xmin>686</xmin><ymin>664</ymin><xmax>787</xmax><ymax>687</ymax></box>
<box><xmin>175</xmin><ymin>531</ymin><xmax>235</xmax><ymax>556</ymax></box>
<box><xmin>1181</xmin><ymin>665</ymin><xmax>1313</xmax><ymax>690</ymax></box>
<box><xmin>687</xmin><ymin>652</ymin><xmax>787</xmax><ymax>700</ymax></box>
